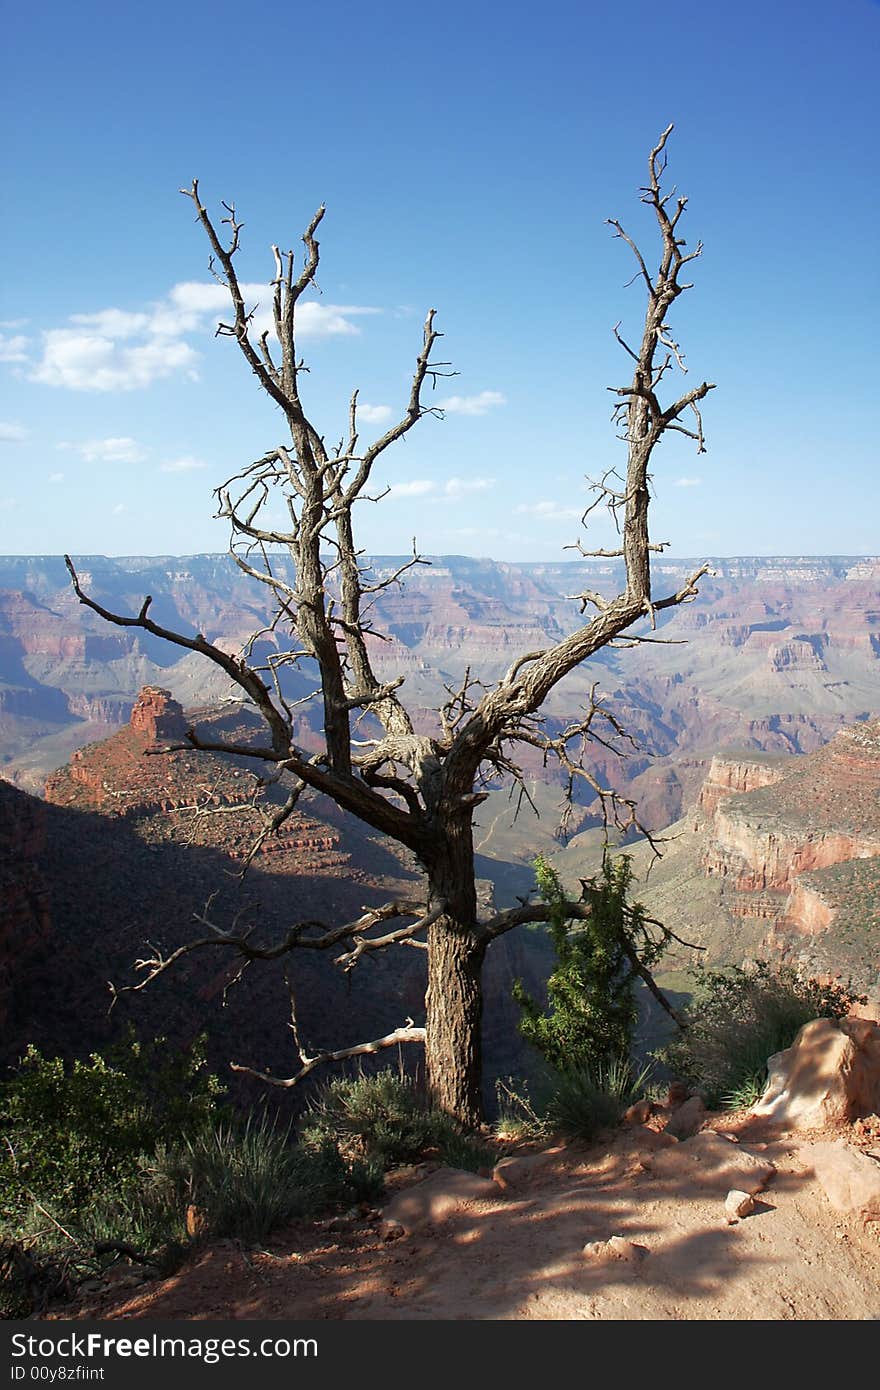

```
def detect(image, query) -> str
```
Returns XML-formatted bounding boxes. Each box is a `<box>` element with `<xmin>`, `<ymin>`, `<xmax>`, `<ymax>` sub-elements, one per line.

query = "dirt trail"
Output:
<box><xmin>55</xmin><ymin>1118</ymin><xmax>880</xmax><ymax>1323</ymax></box>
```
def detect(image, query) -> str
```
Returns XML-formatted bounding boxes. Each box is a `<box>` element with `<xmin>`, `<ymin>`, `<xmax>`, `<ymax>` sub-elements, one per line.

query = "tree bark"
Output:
<box><xmin>425</xmin><ymin>918</ymin><xmax>486</xmax><ymax>1128</ymax></box>
<box><xmin>423</xmin><ymin>812</ymin><xmax>486</xmax><ymax>1127</ymax></box>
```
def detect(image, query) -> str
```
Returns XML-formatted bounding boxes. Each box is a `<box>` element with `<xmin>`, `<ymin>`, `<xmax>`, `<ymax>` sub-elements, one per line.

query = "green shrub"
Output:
<box><xmin>153</xmin><ymin>1115</ymin><xmax>331</xmax><ymax>1243</ymax></box>
<box><xmin>546</xmin><ymin>1056</ymin><xmax>653</xmax><ymax>1140</ymax></box>
<box><xmin>300</xmin><ymin>1069</ymin><xmax>489</xmax><ymax>1170</ymax></box>
<box><xmin>659</xmin><ymin>962</ymin><xmax>861</xmax><ymax>1109</ymax></box>
<box><xmin>0</xmin><ymin>1032</ymin><xmax>225</xmax><ymax>1313</ymax></box>
<box><xmin>514</xmin><ymin>855</ymin><xmax>668</xmax><ymax>1074</ymax></box>
<box><xmin>0</xmin><ymin>1031</ymin><xmax>223</xmax><ymax>1228</ymax></box>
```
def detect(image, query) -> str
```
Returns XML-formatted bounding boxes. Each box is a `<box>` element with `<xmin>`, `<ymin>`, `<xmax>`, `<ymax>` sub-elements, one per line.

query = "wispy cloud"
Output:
<box><xmin>160</xmin><ymin>456</ymin><xmax>208</xmax><ymax>473</ymax></box>
<box><xmin>390</xmin><ymin>479</ymin><xmax>436</xmax><ymax>498</ymax></box>
<box><xmin>357</xmin><ymin>402</ymin><xmax>393</xmax><ymax>425</ymax></box>
<box><xmin>0</xmin><ymin>422</ymin><xmax>27</xmax><ymax>443</ymax></box>
<box><xmin>49</xmin><ymin>472</ymin><xmax>64</xmax><ymax>483</ymax></box>
<box><xmin>25</xmin><ymin>283</ymin><xmax>382</xmax><ymax>393</ymax></box>
<box><xmin>515</xmin><ymin>499</ymin><xmax>584</xmax><ymax>522</ymax></box>
<box><xmin>389</xmin><ymin>476</ymin><xmax>495</xmax><ymax>501</ymax></box>
<box><xmin>0</xmin><ymin>333</ymin><xmax>30</xmax><ymax>363</ymax></box>
<box><xmin>58</xmin><ymin>436</ymin><xmax>147</xmax><ymax>464</ymax></box>
<box><xmin>674</xmin><ymin>476</ymin><xmax>702</xmax><ymax>488</ymax></box>
<box><xmin>435</xmin><ymin>390</ymin><xmax>506</xmax><ymax>416</ymax></box>
<box><xmin>442</xmin><ymin>477</ymin><xmax>494</xmax><ymax>498</ymax></box>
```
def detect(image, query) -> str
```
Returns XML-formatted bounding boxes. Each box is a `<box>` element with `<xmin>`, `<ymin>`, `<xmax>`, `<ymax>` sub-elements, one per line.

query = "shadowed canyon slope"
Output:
<box><xmin>1</xmin><ymin>690</ymin><xmax>551</xmax><ymax>1097</ymax></box>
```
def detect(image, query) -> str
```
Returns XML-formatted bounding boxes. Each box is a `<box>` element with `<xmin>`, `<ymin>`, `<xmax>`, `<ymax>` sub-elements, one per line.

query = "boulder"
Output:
<box><xmin>380</xmin><ymin>1168</ymin><xmax>499</xmax><ymax>1235</ymax></box>
<box><xmin>801</xmin><ymin>1141</ymin><xmax>880</xmax><ymax>1221</ymax></box>
<box><xmin>751</xmin><ymin>1016</ymin><xmax>880</xmax><ymax>1131</ymax></box>
<box><xmin>665</xmin><ymin>1095</ymin><xmax>707</xmax><ymax>1139</ymax></box>
<box><xmin>642</xmin><ymin>1132</ymin><xmax>775</xmax><ymax>1195</ymax></box>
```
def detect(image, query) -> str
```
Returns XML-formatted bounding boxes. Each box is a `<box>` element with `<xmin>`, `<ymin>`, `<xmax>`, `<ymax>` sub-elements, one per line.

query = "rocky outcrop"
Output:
<box><xmin>752</xmin><ymin>1017</ymin><xmax>880</xmax><ymax>1130</ymax></box>
<box><xmin>641</xmin><ymin>1132</ymin><xmax>776</xmax><ymax>1194</ymax></box>
<box><xmin>698</xmin><ymin>753</ymin><xmax>787</xmax><ymax>818</ymax></box>
<box><xmin>128</xmin><ymin>686</ymin><xmax>188</xmax><ymax>741</ymax></box>
<box><xmin>693</xmin><ymin>723</ymin><xmax>880</xmax><ymax>980</ymax></box>
<box><xmin>621</xmin><ymin>719</ymin><xmax>880</xmax><ymax>1000</ymax></box>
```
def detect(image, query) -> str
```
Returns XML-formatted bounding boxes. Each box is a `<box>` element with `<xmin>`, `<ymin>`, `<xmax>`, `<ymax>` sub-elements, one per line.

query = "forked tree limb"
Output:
<box><xmin>230</xmin><ymin>1021</ymin><xmax>427</xmax><ymax>1090</ymax></box>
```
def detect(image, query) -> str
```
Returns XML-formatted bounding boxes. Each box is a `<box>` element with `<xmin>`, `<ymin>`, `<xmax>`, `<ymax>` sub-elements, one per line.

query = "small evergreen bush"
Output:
<box><xmin>514</xmin><ymin>854</ymin><xmax>668</xmax><ymax>1073</ymax></box>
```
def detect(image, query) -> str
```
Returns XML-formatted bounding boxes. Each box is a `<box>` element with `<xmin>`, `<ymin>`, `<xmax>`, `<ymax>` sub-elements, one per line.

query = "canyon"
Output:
<box><xmin>576</xmin><ymin>723</ymin><xmax>880</xmax><ymax>1006</ymax></box>
<box><xmin>2</xmin><ymin>551</ymin><xmax>879</xmax><ymax>1083</ymax></box>
<box><xmin>2</xmin><ymin>554</ymin><xmax>879</xmax><ymax>827</ymax></box>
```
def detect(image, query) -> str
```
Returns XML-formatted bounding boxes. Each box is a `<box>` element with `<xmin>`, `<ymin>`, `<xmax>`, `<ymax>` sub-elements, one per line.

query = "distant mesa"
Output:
<box><xmin>129</xmin><ymin>686</ymin><xmax>188</xmax><ymax>742</ymax></box>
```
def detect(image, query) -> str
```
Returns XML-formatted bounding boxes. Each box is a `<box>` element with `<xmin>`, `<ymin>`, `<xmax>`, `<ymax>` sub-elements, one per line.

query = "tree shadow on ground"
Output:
<box><xmin>82</xmin><ymin>1125</ymin><xmax>879</xmax><ymax>1323</ymax></box>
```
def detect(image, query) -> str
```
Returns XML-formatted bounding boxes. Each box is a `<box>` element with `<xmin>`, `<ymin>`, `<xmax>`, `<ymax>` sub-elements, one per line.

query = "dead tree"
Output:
<box><xmin>66</xmin><ymin>125</ymin><xmax>714</xmax><ymax>1127</ymax></box>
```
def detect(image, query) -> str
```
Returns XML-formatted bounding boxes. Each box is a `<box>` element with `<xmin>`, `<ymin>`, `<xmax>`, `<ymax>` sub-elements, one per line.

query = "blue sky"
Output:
<box><xmin>1</xmin><ymin>0</ymin><xmax>878</xmax><ymax>560</ymax></box>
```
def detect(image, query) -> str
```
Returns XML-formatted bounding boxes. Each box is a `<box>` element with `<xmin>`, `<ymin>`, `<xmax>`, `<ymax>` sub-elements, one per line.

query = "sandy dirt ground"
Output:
<box><xmin>51</xmin><ymin>1116</ymin><xmax>880</xmax><ymax>1323</ymax></box>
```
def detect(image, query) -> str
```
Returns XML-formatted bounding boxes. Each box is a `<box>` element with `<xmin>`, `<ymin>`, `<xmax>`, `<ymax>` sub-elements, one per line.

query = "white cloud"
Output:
<box><xmin>49</xmin><ymin>472</ymin><xmax>64</xmax><ymax>483</ymax></box>
<box><xmin>357</xmin><ymin>402</ymin><xmax>393</xmax><ymax>424</ymax></box>
<box><xmin>442</xmin><ymin>477</ymin><xmax>494</xmax><ymax>498</ymax></box>
<box><xmin>0</xmin><ymin>318</ymin><xmax>27</xmax><ymax>330</ymax></box>
<box><xmin>59</xmin><ymin>436</ymin><xmax>147</xmax><ymax>464</ymax></box>
<box><xmin>390</xmin><ymin>476</ymin><xmax>495</xmax><ymax>501</ymax></box>
<box><xmin>674</xmin><ymin>476</ymin><xmax>702</xmax><ymax>487</ymax></box>
<box><xmin>390</xmin><ymin>479</ymin><xmax>435</xmax><ymax>498</ymax></box>
<box><xmin>435</xmin><ymin>390</ymin><xmax>506</xmax><ymax>416</ymax></box>
<box><xmin>69</xmin><ymin>308</ymin><xmax>151</xmax><ymax>339</ymax></box>
<box><xmin>0</xmin><ymin>333</ymin><xmax>30</xmax><ymax>363</ymax></box>
<box><xmin>28</xmin><ymin>283</ymin><xmax>381</xmax><ymax>393</ymax></box>
<box><xmin>160</xmin><ymin>456</ymin><xmax>208</xmax><ymax>473</ymax></box>
<box><xmin>0</xmin><ymin>422</ymin><xmax>27</xmax><ymax>443</ymax></box>
<box><xmin>161</xmin><ymin>282</ymin><xmax>377</xmax><ymax>340</ymax></box>
<box><xmin>112</xmin><ymin>503</ymin><xmax>127</xmax><ymax>514</ymax></box>
<box><xmin>31</xmin><ymin>330</ymin><xmax>199</xmax><ymax>392</ymax></box>
<box><xmin>515</xmin><ymin>499</ymin><xmax>584</xmax><ymax>522</ymax></box>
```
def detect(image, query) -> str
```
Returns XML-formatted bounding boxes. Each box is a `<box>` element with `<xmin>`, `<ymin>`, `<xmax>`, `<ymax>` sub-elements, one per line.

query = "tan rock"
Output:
<box><xmin>381</xmin><ymin>1167</ymin><xmax>499</xmax><ymax>1235</ymax></box>
<box><xmin>622</xmin><ymin>1099</ymin><xmax>653</xmax><ymax>1126</ymax></box>
<box><xmin>725</xmin><ymin>1190</ymin><xmax>756</xmax><ymax>1222</ymax></box>
<box><xmin>492</xmin><ymin>1148</ymin><xmax>561</xmax><ymax>1191</ymax></box>
<box><xmin>583</xmin><ymin>1235</ymin><xmax>647</xmax><ymax>1263</ymax></box>
<box><xmin>801</xmin><ymin>1141</ymin><xmax>880</xmax><ymax>1220</ymax></box>
<box><xmin>751</xmin><ymin>1016</ymin><xmax>880</xmax><ymax>1130</ymax></box>
<box><xmin>642</xmin><ymin>1132</ymin><xmax>775</xmax><ymax>1194</ymax></box>
<box><xmin>665</xmin><ymin>1095</ymin><xmax>707</xmax><ymax>1139</ymax></box>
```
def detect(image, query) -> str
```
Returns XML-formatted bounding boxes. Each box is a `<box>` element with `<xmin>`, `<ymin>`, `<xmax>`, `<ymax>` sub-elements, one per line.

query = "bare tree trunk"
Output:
<box><xmin>423</xmin><ymin>813</ymin><xmax>486</xmax><ymax>1127</ymax></box>
<box><xmin>425</xmin><ymin>920</ymin><xmax>486</xmax><ymax>1128</ymax></box>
